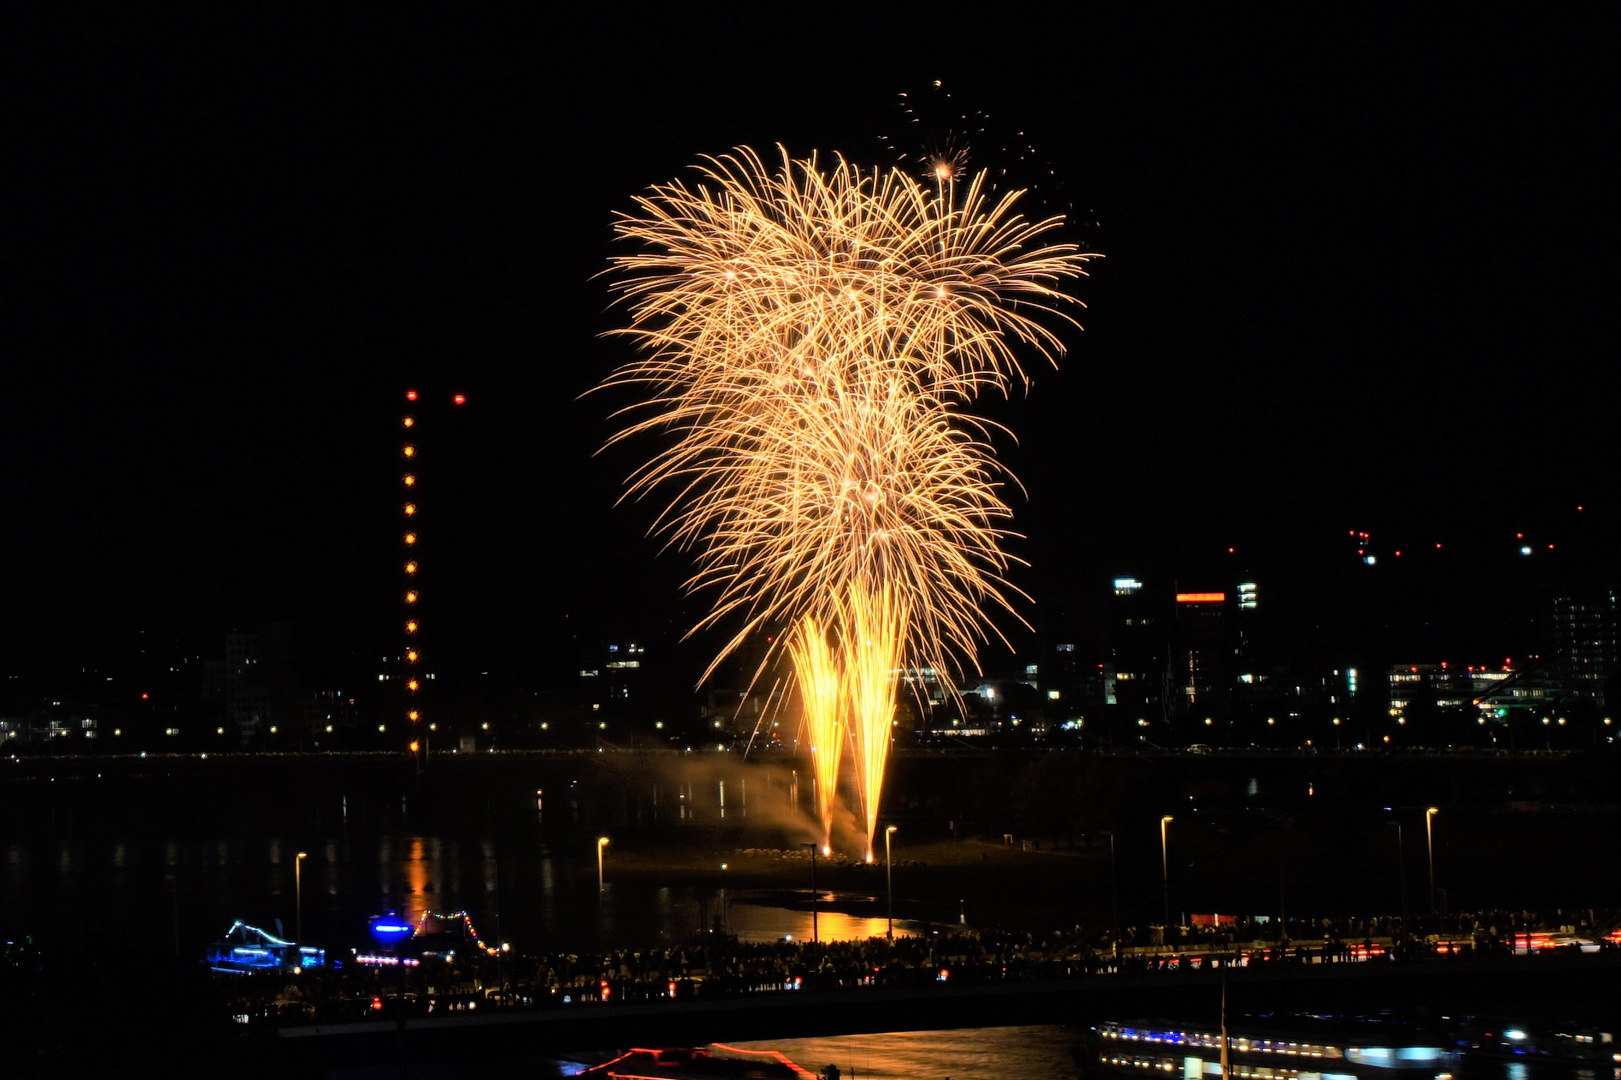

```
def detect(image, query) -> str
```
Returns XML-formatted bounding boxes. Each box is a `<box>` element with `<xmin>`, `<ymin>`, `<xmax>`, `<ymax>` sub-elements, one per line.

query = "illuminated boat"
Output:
<box><xmin>574</xmin><ymin>1044</ymin><xmax>817</xmax><ymax>1079</ymax></box>
<box><xmin>205</xmin><ymin>920</ymin><xmax>325</xmax><ymax>973</ymax></box>
<box><xmin>1080</xmin><ymin>1016</ymin><xmax>1461</xmax><ymax>1080</ymax></box>
<box><xmin>1077</xmin><ymin>1015</ymin><xmax>1617</xmax><ymax>1080</ymax></box>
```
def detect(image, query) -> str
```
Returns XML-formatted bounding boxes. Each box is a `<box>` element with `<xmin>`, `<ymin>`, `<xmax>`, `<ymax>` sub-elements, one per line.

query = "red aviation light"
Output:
<box><xmin>452</xmin><ymin>393</ymin><xmax>466</xmax><ymax>405</ymax></box>
<box><xmin>406</xmin><ymin>390</ymin><xmax>418</xmax><ymax>401</ymax></box>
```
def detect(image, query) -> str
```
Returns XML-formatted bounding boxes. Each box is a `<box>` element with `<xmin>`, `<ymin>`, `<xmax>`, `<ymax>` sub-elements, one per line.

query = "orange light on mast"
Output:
<box><xmin>406</xmin><ymin>679</ymin><xmax>420</xmax><ymax>693</ymax></box>
<box><xmin>403</xmin><ymin>474</ymin><xmax>416</xmax><ymax>487</ymax></box>
<box><xmin>404</xmin><ymin>532</ymin><xmax>417</xmax><ymax>545</ymax></box>
<box><xmin>405</xmin><ymin>621</ymin><xmax>418</xmax><ymax>633</ymax></box>
<box><xmin>402</xmin><ymin>445</ymin><xmax>416</xmax><ymax>458</ymax></box>
<box><xmin>405</xmin><ymin>591</ymin><xmax>418</xmax><ymax>604</ymax></box>
<box><xmin>402</xmin><ymin>417</ymin><xmax>414</xmax><ymax>428</ymax></box>
<box><xmin>405</xmin><ymin>650</ymin><xmax>418</xmax><ymax>662</ymax></box>
<box><xmin>404</xmin><ymin>561</ymin><xmax>417</xmax><ymax>574</ymax></box>
<box><xmin>408</xmin><ymin>710</ymin><xmax>420</xmax><ymax>721</ymax></box>
<box><xmin>403</xmin><ymin>503</ymin><xmax>416</xmax><ymax>516</ymax></box>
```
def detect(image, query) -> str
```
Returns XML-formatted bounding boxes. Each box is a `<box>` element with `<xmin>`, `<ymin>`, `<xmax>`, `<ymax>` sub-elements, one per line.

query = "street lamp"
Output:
<box><xmin>1160</xmin><ymin>815</ymin><xmax>1174</xmax><ymax>927</ymax></box>
<box><xmin>801</xmin><ymin>842</ymin><xmax>819</xmax><ymax>943</ymax></box>
<box><xmin>884</xmin><ymin>825</ymin><xmax>898</xmax><ymax>938</ymax></box>
<box><xmin>597</xmin><ymin>837</ymin><xmax>610</xmax><ymax>894</ymax></box>
<box><xmin>1100</xmin><ymin>829</ymin><xmax>1119</xmax><ymax>962</ymax></box>
<box><xmin>1384</xmin><ymin>809</ymin><xmax>1409</xmax><ymax>952</ymax></box>
<box><xmin>1424</xmin><ymin>807</ymin><xmax>1439</xmax><ymax>913</ymax></box>
<box><xmin>294</xmin><ymin>851</ymin><xmax>307</xmax><ymax>966</ymax></box>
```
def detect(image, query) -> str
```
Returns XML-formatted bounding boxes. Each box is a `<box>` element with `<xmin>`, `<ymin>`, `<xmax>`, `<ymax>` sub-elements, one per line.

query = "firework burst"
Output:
<box><xmin>603</xmin><ymin>145</ymin><xmax>1096</xmax><ymax>856</ymax></box>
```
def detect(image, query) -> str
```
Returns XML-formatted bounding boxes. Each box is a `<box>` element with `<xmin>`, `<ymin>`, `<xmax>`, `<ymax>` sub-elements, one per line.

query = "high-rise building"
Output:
<box><xmin>1174</xmin><ymin>590</ymin><xmax>1228</xmax><ymax>720</ymax></box>
<box><xmin>225</xmin><ymin>623</ymin><xmax>294</xmax><ymax>743</ymax></box>
<box><xmin>1552</xmin><ymin>589</ymin><xmax>1617</xmax><ymax>709</ymax></box>
<box><xmin>1106</xmin><ymin>577</ymin><xmax>1169</xmax><ymax>722</ymax></box>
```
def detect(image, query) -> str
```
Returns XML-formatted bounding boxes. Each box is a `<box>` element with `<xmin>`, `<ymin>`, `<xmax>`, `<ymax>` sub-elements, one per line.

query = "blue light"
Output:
<box><xmin>370</xmin><ymin>914</ymin><xmax>415</xmax><ymax>945</ymax></box>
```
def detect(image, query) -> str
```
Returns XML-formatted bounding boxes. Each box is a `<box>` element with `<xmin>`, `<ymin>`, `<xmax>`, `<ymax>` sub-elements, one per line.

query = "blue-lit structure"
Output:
<box><xmin>369</xmin><ymin>913</ymin><xmax>415</xmax><ymax>948</ymax></box>
<box><xmin>206</xmin><ymin>920</ymin><xmax>325</xmax><ymax>973</ymax></box>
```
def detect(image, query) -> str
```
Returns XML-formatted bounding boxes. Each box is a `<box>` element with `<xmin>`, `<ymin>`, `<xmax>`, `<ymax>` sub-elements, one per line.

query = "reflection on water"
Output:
<box><xmin>1</xmin><ymin>833</ymin><xmax>917</xmax><ymax>954</ymax></box>
<box><xmin>731</xmin><ymin>1025</ymin><xmax>1082</xmax><ymax>1080</ymax></box>
<box><xmin>726</xmin><ymin>902</ymin><xmax>903</xmax><ymax>944</ymax></box>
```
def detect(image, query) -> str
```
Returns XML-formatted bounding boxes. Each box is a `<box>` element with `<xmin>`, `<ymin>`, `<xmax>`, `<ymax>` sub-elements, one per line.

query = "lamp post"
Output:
<box><xmin>1424</xmin><ymin>807</ymin><xmax>1439</xmax><ymax>914</ymax></box>
<box><xmin>1100</xmin><ymin>830</ymin><xmax>1119</xmax><ymax>961</ymax></box>
<box><xmin>884</xmin><ymin>825</ymin><xmax>898</xmax><ymax>939</ymax></box>
<box><xmin>1160</xmin><ymin>815</ymin><xmax>1174</xmax><ymax>927</ymax></box>
<box><xmin>801</xmin><ymin>842</ymin><xmax>819</xmax><ymax>943</ymax></box>
<box><xmin>294</xmin><ymin>851</ymin><xmax>307</xmax><ymax>965</ymax></box>
<box><xmin>1384</xmin><ymin>810</ymin><xmax>1409</xmax><ymax>953</ymax></box>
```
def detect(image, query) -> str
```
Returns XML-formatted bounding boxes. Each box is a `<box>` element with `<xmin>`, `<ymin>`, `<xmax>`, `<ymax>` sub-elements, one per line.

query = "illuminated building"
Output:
<box><xmin>1552</xmin><ymin>588</ymin><xmax>1617</xmax><ymax>708</ymax></box>
<box><xmin>1106</xmin><ymin>577</ymin><xmax>1170</xmax><ymax>723</ymax></box>
<box><xmin>224</xmin><ymin>623</ymin><xmax>294</xmax><ymax>745</ymax></box>
<box><xmin>1174</xmin><ymin>590</ymin><xmax>1229</xmax><ymax>721</ymax></box>
<box><xmin>580</xmin><ymin>639</ymin><xmax>648</xmax><ymax>712</ymax></box>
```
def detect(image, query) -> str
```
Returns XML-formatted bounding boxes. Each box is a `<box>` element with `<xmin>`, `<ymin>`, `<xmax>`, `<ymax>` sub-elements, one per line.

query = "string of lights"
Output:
<box><xmin>414</xmin><ymin>908</ymin><xmax>498</xmax><ymax>955</ymax></box>
<box><xmin>399</xmin><ymin>389</ymin><xmax>465</xmax><ymax>762</ymax></box>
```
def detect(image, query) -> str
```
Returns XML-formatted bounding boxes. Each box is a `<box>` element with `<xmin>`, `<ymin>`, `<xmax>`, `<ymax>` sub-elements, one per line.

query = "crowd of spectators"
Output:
<box><xmin>224</xmin><ymin>906</ymin><xmax>1619</xmax><ymax>1027</ymax></box>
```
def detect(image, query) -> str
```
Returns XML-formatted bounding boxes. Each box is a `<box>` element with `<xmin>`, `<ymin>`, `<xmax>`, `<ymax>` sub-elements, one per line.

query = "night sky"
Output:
<box><xmin>9</xmin><ymin>7</ymin><xmax>1615</xmax><ymax>691</ymax></box>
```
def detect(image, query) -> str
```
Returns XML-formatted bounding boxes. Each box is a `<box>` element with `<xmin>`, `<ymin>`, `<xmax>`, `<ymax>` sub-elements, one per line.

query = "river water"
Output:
<box><xmin>2</xmin><ymin>827</ymin><xmax>925</xmax><ymax>955</ymax></box>
<box><xmin>548</xmin><ymin>1026</ymin><xmax>1083</xmax><ymax>1079</ymax></box>
<box><xmin>730</xmin><ymin>1026</ymin><xmax>1082</xmax><ymax>1080</ymax></box>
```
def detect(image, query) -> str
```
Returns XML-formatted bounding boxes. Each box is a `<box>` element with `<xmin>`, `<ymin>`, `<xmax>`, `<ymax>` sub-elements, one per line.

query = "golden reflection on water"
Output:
<box><xmin>735</xmin><ymin>1025</ymin><xmax>1081</xmax><ymax>1080</ymax></box>
<box><xmin>405</xmin><ymin>837</ymin><xmax>428</xmax><ymax>922</ymax></box>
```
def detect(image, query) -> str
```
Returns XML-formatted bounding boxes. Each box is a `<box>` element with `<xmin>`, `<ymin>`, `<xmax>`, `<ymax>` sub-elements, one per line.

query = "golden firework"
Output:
<box><xmin>603</xmin><ymin>146</ymin><xmax>1095</xmax><ymax>856</ymax></box>
<box><xmin>788</xmin><ymin>614</ymin><xmax>844</xmax><ymax>850</ymax></box>
<box><xmin>841</xmin><ymin>580</ymin><xmax>908</xmax><ymax>862</ymax></box>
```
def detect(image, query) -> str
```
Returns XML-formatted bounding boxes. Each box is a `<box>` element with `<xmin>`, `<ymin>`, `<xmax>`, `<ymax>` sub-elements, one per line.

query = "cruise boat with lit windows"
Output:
<box><xmin>1076</xmin><ymin>1014</ymin><xmax>1617</xmax><ymax>1080</ymax></box>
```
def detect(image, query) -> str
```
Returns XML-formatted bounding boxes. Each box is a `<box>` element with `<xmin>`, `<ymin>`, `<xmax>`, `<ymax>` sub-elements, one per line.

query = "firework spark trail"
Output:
<box><xmin>788</xmin><ymin>615</ymin><xmax>844</xmax><ymax>850</ymax></box>
<box><xmin>602</xmin><ymin>145</ymin><xmax>1096</xmax><ymax>856</ymax></box>
<box><xmin>841</xmin><ymin>580</ymin><xmax>908</xmax><ymax>862</ymax></box>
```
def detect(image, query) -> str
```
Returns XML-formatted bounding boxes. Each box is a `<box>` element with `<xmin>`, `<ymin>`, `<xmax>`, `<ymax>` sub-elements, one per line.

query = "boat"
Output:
<box><xmin>205</xmin><ymin>920</ymin><xmax>325</xmax><ymax>973</ymax></box>
<box><xmin>1074</xmin><ymin>1013</ymin><xmax>1617</xmax><ymax>1080</ymax></box>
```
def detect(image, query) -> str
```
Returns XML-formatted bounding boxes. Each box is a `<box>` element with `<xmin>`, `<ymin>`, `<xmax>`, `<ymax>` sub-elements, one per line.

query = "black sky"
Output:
<box><xmin>8</xmin><ymin>6</ymin><xmax>1616</xmax><ymax>686</ymax></box>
